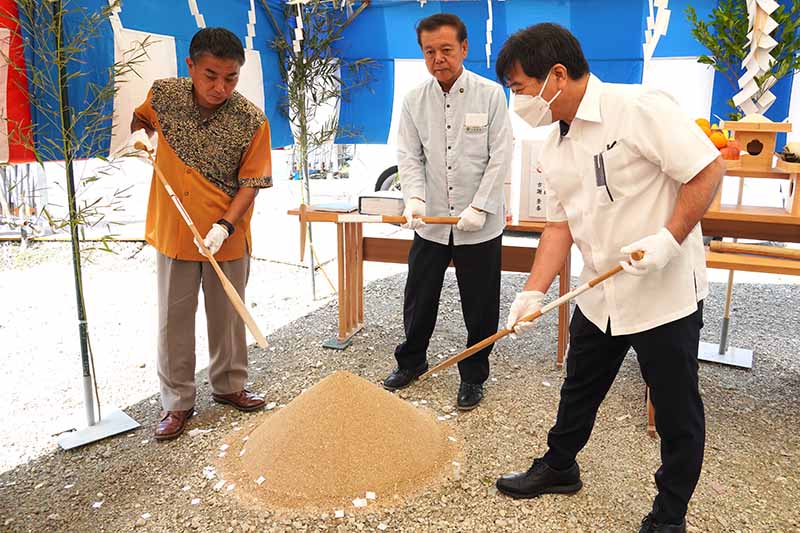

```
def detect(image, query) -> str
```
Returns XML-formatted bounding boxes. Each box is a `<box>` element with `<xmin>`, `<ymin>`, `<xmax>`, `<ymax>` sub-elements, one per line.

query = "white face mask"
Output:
<box><xmin>512</xmin><ymin>70</ymin><xmax>562</xmax><ymax>128</ymax></box>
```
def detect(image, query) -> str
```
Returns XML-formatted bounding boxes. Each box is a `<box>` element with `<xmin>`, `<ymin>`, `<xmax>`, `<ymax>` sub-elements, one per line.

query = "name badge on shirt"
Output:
<box><xmin>464</xmin><ymin>112</ymin><xmax>488</xmax><ymax>133</ymax></box>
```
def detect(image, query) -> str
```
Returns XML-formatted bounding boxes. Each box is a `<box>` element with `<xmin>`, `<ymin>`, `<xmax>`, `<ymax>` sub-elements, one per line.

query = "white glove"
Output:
<box><xmin>456</xmin><ymin>205</ymin><xmax>486</xmax><ymax>232</ymax></box>
<box><xmin>401</xmin><ymin>197</ymin><xmax>426</xmax><ymax>230</ymax></box>
<box><xmin>619</xmin><ymin>227</ymin><xmax>681</xmax><ymax>276</ymax></box>
<box><xmin>196</xmin><ymin>223</ymin><xmax>229</xmax><ymax>257</ymax></box>
<box><xmin>124</xmin><ymin>128</ymin><xmax>154</xmax><ymax>158</ymax></box>
<box><xmin>506</xmin><ymin>290</ymin><xmax>545</xmax><ymax>339</ymax></box>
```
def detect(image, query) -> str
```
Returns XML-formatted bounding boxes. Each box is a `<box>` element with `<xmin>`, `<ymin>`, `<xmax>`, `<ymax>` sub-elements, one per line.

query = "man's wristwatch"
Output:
<box><xmin>216</xmin><ymin>218</ymin><xmax>235</xmax><ymax>235</ymax></box>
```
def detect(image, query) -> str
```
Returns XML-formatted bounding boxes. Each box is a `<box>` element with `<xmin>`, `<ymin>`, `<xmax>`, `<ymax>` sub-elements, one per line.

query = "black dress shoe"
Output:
<box><xmin>496</xmin><ymin>458</ymin><xmax>583</xmax><ymax>499</ymax></box>
<box><xmin>639</xmin><ymin>513</ymin><xmax>686</xmax><ymax>533</ymax></box>
<box><xmin>382</xmin><ymin>361</ymin><xmax>428</xmax><ymax>390</ymax></box>
<box><xmin>456</xmin><ymin>382</ymin><xmax>484</xmax><ymax>411</ymax></box>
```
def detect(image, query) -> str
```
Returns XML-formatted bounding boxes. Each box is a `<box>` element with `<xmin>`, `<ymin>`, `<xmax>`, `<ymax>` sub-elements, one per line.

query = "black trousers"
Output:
<box><xmin>543</xmin><ymin>303</ymin><xmax>705</xmax><ymax>524</ymax></box>
<box><xmin>394</xmin><ymin>233</ymin><xmax>502</xmax><ymax>385</ymax></box>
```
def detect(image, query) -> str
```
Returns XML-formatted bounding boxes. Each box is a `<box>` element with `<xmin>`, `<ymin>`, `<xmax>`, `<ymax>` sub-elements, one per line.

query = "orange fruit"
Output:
<box><xmin>700</xmin><ymin>125</ymin><xmax>712</xmax><ymax>137</ymax></box>
<box><xmin>695</xmin><ymin>118</ymin><xmax>711</xmax><ymax>130</ymax></box>
<box><xmin>709</xmin><ymin>130</ymin><xmax>728</xmax><ymax>149</ymax></box>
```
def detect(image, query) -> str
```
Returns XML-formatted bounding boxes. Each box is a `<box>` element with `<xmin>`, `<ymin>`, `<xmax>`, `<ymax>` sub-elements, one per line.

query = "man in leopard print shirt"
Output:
<box><xmin>132</xmin><ymin>27</ymin><xmax>272</xmax><ymax>440</ymax></box>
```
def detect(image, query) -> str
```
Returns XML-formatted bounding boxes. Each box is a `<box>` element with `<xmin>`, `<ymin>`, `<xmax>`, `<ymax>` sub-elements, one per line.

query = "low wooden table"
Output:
<box><xmin>288</xmin><ymin>208</ymin><xmax>572</xmax><ymax>365</ymax></box>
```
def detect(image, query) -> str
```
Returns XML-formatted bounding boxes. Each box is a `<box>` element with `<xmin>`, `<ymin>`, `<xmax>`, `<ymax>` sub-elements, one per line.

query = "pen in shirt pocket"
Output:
<box><xmin>593</xmin><ymin>144</ymin><xmax>615</xmax><ymax>202</ymax></box>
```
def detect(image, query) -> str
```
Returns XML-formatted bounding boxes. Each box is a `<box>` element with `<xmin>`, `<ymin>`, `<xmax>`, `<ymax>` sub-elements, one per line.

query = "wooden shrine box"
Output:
<box><xmin>722</xmin><ymin>118</ymin><xmax>792</xmax><ymax>170</ymax></box>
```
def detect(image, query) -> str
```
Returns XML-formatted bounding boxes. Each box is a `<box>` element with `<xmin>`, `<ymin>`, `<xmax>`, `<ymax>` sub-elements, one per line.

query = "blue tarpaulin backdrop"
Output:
<box><xmin>15</xmin><ymin>0</ymin><xmax>797</xmax><ymax>155</ymax></box>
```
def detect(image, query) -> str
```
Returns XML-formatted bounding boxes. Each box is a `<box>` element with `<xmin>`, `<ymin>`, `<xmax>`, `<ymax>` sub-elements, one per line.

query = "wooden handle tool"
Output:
<box><xmin>419</xmin><ymin>251</ymin><xmax>645</xmax><ymax>380</ymax></box>
<box><xmin>710</xmin><ymin>240</ymin><xmax>800</xmax><ymax>261</ymax></box>
<box><xmin>135</xmin><ymin>141</ymin><xmax>268</xmax><ymax>349</ymax></box>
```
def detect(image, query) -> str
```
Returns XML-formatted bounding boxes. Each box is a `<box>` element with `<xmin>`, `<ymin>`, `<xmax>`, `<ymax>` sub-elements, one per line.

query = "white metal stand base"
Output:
<box><xmin>57</xmin><ymin>409</ymin><xmax>140</xmax><ymax>450</ymax></box>
<box><xmin>698</xmin><ymin>341</ymin><xmax>753</xmax><ymax>369</ymax></box>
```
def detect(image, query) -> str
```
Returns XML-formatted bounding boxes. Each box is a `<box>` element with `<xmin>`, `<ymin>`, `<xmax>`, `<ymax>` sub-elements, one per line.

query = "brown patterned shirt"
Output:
<box><xmin>150</xmin><ymin>77</ymin><xmax>272</xmax><ymax>197</ymax></box>
<box><xmin>135</xmin><ymin>77</ymin><xmax>273</xmax><ymax>261</ymax></box>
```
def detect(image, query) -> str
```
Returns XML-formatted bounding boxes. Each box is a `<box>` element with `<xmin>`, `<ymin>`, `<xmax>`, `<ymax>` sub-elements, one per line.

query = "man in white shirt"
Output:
<box><xmin>382</xmin><ymin>14</ymin><xmax>513</xmax><ymax>411</ymax></box>
<box><xmin>493</xmin><ymin>24</ymin><xmax>725</xmax><ymax>533</ymax></box>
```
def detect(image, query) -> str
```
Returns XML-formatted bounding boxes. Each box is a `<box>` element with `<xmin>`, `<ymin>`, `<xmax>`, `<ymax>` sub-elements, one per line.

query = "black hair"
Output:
<box><xmin>495</xmin><ymin>23</ymin><xmax>589</xmax><ymax>84</ymax></box>
<box><xmin>189</xmin><ymin>27</ymin><xmax>245</xmax><ymax>65</ymax></box>
<box><xmin>416</xmin><ymin>13</ymin><xmax>467</xmax><ymax>46</ymax></box>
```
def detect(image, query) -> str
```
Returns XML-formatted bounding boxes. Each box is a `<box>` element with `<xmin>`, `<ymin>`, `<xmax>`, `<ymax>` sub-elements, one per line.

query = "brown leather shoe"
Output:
<box><xmin>154</xmin><ymin>408</ymin><xmax>194</xmax><ymax>441</ymax></box>
<box><xmin>212</xmin><ymin>390</ymin><xmax>265</xmax><ymax>412</ymax></box>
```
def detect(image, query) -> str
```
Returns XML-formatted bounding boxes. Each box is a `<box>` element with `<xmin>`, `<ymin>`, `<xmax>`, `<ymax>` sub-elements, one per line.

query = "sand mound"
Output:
<box><xmin>224</xmin><ymin>371</ymin><xmax>457</xmax><ymax>509</ymax></box>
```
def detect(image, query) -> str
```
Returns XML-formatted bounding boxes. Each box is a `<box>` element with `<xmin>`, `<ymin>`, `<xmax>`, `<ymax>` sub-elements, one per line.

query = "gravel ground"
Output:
<box><xmin>0</xmin><ymin>242</ymin><xmax>799</xmax><ymax>532</ymax></box>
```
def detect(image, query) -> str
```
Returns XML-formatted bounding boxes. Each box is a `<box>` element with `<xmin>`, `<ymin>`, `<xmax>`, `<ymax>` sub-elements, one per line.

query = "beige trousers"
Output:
<box><xmin>156</xmin><ymin>252</ymin><xmax>250</xmax><ymax>411</ymax></box>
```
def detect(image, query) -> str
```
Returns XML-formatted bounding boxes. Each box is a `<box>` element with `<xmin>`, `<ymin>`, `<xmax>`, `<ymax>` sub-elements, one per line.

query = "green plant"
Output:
<box><xmin>0</xmin><ymin>0</ymin><xmax>151</xmax><ymax>426</ymax></box>
<box><xmin>687</xmin><ymin>0</ymin><xmax>800</xmax><ymax>119</ymax></box>
<box><xmin>259</xmin><ymin>0</ymin><xmax>375</xmax><ymax>297</ymax></box>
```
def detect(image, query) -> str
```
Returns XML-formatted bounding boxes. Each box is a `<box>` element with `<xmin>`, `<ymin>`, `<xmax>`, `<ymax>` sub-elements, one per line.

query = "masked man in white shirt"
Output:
<box><xmin>493</xmin><ymin>24</ymin><xmax>725</xmax><ymax>533</ymax></box>
<box><xmin>382</xmin><ymin>14</ymin><xmax>513</xmax><ymax>411</ymax></box>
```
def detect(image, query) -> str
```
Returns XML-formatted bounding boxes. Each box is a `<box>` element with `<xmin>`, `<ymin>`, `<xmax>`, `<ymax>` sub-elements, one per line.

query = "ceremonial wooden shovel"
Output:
<box><xmin>418</xmin><ymin>251</ymin><xmax>645</xmax><ymax>380</ymax></box>
<box><xmin>296</xmin><ymin>205</ymin><xmax>461</xmax><ymax>262</ymax></box>
<box><xmin>337</xmin><ymin>214</ymin><xmax>461</xmax><ymax>225</ymax></box>
<box><xmin>134</xmin><ymin>141</ymin><xmax>269</xmax><ymax>349</ymax></box>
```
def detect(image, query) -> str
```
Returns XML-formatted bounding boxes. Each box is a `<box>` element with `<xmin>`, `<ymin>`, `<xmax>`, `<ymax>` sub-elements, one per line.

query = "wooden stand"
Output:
<box><xmin>321</xmin><ymin>221</ymin><xmax>364</xmax><ymax>349</ymax></box>
<box><xmin>289</xmin><ymin>208</ymin><xmax>571</xmax><ymax>366</ymax></box>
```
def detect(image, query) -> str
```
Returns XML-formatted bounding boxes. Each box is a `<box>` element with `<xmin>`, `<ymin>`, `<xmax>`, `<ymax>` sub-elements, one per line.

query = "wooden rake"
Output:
<box><xmin>418</xmin><ymin>251</ymin><xmax>645</xmax><ymax>381</ymax></box>
<box><xmin>134</xmin><ymin>141</ymin><xmax>269</xmax><ymax>349</ymax></box>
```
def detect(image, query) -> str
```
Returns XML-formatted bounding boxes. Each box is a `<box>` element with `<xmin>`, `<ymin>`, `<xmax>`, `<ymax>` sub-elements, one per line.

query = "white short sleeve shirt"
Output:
<box><xmin>539</xmin><ymin>75</ymin><xmax>720</xmax><ymax>335</ymax></box>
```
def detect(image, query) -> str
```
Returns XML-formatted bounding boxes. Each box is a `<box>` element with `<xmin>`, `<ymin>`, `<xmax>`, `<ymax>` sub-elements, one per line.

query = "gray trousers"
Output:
<box><xmin>156</xmin><ymin>252</ymin><xmax>250</xmax><ymax>410</ymax></box>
